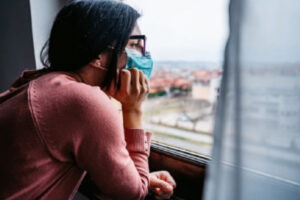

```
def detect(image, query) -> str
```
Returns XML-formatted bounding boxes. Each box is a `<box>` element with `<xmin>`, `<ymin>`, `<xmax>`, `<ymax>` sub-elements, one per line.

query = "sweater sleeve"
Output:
<box><xmin>29</xmin><ymin>78</ymin><xmax>152</xmax><ymax>200</ymax></box>
<box><xmin>74</xmin><ymin>127</ymin><xmax>152</xmax><ymax>200</ymax></box>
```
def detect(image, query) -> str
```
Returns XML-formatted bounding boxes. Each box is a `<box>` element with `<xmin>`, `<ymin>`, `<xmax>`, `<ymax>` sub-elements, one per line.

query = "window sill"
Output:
<box><xmin>150</xmin><ymin>141</ymin><xmax>210</xmax><ymax>167</ymax></box>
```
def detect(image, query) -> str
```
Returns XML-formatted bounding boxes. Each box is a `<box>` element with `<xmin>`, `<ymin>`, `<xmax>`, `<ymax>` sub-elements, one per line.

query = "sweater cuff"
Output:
<box><xmin>124</xmin><ymin>128</ymin><xmax>152</xmax><ymax>157</ymax></box>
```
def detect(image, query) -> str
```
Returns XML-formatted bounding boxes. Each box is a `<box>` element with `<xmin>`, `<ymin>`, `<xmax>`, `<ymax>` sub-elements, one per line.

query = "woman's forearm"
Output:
<box><xmin>122</xmin><ymin>108</ymin><xmax>143</xmax><ymax>129</ymax></box>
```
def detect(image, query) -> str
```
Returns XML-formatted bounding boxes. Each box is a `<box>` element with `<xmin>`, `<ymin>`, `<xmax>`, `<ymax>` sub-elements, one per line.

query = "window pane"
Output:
<box><xmin>204</xmin><ymin>0</ymin><xmax>300</xmax><ymax>199</ymax></box>
<box><xmin>124</xmin><ymin>0</ymin><xmax>229</xmax><ymax>156</ymax></box>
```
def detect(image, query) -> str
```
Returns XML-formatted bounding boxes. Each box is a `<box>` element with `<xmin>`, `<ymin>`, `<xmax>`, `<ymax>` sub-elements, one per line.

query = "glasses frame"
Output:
<box><xmin>129</xmin><ymin>35</ymin><xmax>147</xmax><ymax>56</ymax></box>
<box><xmin>106</xmin><ymin>35</ymin><xmax>147</xmax><ymax>56</ymax></box>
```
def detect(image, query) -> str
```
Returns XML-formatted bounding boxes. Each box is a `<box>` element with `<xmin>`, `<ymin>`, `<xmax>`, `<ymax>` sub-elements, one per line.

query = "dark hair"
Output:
<box><xmin>40</xmin><ymin>0</ymin><xmax>140</xmax><ymax>89</ymax></box>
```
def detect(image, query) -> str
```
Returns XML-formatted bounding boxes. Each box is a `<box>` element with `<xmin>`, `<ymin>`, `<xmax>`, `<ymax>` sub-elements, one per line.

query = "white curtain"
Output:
<box><xmin>203</xmin><ymin>0</ymin><xmax>300</xmax><ymax>200</ymax></box>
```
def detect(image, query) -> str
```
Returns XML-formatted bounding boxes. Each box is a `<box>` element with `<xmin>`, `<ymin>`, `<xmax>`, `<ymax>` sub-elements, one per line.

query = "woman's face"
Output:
<box><xmin>115</xmin><ymin>24</ymin><xmax>143</xmax><ymax>71</ymax></box>
<box><xmin>126</xmin><ymin>25</ymin><xmax>144</xmax><ymax>54</ymax></box>
<box><xmin>94</xmin><ymin>24</ymin><xmax>143</xmax><ymax>88</ymax></box>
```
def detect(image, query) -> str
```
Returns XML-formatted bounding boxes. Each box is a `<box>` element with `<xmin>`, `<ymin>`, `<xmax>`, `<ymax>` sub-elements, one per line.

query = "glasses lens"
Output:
<box><xmin>128</xmin><ymin>35</ymin><xmax>146</xmax><ymax>56</ymax></box>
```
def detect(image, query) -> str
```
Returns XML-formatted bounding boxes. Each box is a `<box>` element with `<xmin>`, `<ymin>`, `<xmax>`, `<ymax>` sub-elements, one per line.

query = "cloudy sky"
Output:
<box><xmin>124</xmin><ymin>0</ymin><xmax>229</xmax><ymax>62</ymax></box>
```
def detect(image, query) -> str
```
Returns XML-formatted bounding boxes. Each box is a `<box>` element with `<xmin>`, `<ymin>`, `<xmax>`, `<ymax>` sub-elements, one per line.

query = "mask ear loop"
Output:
<box><xmin>96</xmin><ymin>61</ymin><xmax>110</xmax><ymax>71</ymax></box>
<box><xmin>97</xmin><ymin>59</ymin><xmax>123</xmax><ymax>93</ymax></box>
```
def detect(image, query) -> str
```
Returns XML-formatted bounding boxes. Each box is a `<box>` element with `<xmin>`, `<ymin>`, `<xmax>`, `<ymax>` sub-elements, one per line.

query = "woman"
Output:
<box><xmin>0</xmin><ymin>0</ymin><xmax>176</xmax><ymax>199</ymax></box>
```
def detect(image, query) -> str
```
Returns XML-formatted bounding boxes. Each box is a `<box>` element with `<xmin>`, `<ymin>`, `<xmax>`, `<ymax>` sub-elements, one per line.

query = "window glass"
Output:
<box><xmin>124</xmin><ymin>0</ymin><xmax>229</xmax><ymax>156</ymax></box>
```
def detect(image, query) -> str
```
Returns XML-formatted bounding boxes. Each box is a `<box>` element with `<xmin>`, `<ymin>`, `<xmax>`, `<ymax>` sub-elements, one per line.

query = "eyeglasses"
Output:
<box><xmin>128</xmin><ymin>35</ymin><xmax>147</xmax><ymax>56</ymax></box>
<box><xmin>107</xmin><ymin>35</ymin><xmax>147</xmax><ymax>56</ymax></box>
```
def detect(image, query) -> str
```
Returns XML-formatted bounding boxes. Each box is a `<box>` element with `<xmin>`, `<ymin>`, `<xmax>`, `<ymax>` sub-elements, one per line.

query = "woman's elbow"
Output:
<box><xmin>128</xmin><ymin>177</ymin><xmax>149</xmax><ymax>200</ymax></box>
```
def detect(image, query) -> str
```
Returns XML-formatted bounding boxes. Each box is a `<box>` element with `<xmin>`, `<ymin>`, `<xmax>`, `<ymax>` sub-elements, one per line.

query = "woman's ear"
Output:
<box><xmin>89</xmin><ymin>58</ymin><xmax>102</xmax><ymax>69</ymax></box>
<box><xmin>90</xmin><ymin>52</ymin><xmax>108</xmax><ymax>69</ymax></box>
<box><xmin>92</xmin><ymin>52</ymin><xmax>110</xmax><ymax>69</ymax></box>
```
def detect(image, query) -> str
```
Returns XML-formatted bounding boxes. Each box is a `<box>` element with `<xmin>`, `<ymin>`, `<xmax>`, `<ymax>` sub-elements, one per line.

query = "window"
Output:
<box><xmin>124</xmin><ymin>0</ymin><xmax>229</xmax><ymax>156</ymax></box>
<box><xmin>203</xmin><ymin>0</ymin><xmax>300</xmax><ymax>199</ymax></box>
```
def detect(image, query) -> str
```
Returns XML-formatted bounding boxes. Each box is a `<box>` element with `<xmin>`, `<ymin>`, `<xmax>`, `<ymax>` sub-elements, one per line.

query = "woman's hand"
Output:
<box><xmin>104</xmin><ymin>68</ymin><xmax>150</xmax><ymax>129</ymax></box>
<box><xmin>149</xmin><ymin>171</ymin><xmax>177</xmax><ymax>200</ymax></box>
<box><xmin>105</xmin><ymin>67</ymin><xmax>150</xmax><ymax>112</ymax></box>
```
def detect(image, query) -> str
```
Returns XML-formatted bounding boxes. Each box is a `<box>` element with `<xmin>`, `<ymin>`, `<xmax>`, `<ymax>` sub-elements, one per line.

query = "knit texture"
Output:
<box><xmin>0</xmin><ymin>70</ymin><xmax>152</xmax><ymax>200</ymax></box>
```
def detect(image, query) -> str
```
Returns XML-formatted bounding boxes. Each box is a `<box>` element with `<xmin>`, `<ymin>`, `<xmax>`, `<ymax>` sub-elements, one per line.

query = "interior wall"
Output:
<box><xmin>0</xmin><ymin>0</ymin><xmax>36</xmax><ymax>92</ymax></box>
<box><xmin>29</xmin><ymin>0</ymin><xmax>66</xmax><ymax>69</ymax></box>
<box><xmin>0</xmin><ymin>0</ymin><xmax>67</xmax><ymax>92</ymax></box>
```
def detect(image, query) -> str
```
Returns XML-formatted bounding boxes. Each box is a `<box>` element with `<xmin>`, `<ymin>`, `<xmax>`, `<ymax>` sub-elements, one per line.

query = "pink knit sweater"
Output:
<box><xmin>0</xmin><ymin>70</ymin><xmax>152</xmax><ymax>200</ymax></box>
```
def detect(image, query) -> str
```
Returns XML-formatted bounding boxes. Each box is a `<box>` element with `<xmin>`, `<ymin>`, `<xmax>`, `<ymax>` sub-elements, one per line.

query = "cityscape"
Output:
<box><xmin>143</xmin><ymin>61</ymin><xmax>223</xmax><ymax>155</ymax></box>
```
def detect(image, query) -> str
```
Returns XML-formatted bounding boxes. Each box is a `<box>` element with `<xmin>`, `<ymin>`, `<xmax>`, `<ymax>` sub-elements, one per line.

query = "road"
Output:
<box><xmin>144</xmin><ymin>122</ymin><xmax>213</xmax><ymax>155</ymax></box>
<box><xmin>144</xmin><ymin>122</ymin><xmax>213</xmax><ymax>144</ymax></box>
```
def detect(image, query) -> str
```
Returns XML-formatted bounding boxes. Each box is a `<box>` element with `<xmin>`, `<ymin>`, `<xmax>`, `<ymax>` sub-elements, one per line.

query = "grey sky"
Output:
<box><xmin>125</xmin><ymin>0</ymin><xmax>229</xmax><ymax>62</ymax></box>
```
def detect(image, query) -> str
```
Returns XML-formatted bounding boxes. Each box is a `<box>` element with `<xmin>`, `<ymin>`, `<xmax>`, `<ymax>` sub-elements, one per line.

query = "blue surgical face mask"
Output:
<box><xmin>125</xmin><ymin>48</ymin><xmax>154</xmax><ymax>79</ymax></box>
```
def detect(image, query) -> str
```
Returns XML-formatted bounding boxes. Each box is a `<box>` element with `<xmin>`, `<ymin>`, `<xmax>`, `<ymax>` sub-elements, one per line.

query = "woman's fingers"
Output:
<box><xmin>150</xmin><ymin>176</ymin><xmax>174</xmax><ymax>194</ymax></box>
<box><xmin>149</xmin><ymin>171</ymin><xmax>177</xmax><ymax>200</ymax></box>
<box><xmin>112</xmin><ymin>68</ymin><xmax>149</xmax><ymax>111</ymax></box>
<box><xmin>129</xmin><ymin>68</ymin><xmax>140</xmax><ymax>94</ymax></box>
<box><xmin>139</xmin><ymin>73</ymin><xmax>149</xmax><ymax>99</ymax></box>
<box><xmin>153</xmin><ymin>188</ymin><xmax>172</xmax><ymax>200</ymax></box>
<box><xmin>118</xmin><ymin>68</ymin><xmax>149</xmax><ymax>97</ymax></box>
<box><xmin>139</xmin><ymin>71</ymin><xmax>146</xmax><ymax>94</ymax></box>
<box><xmin>152</xmin><ymin>171</ymin><xmax>177</xmax><ymax>188</ymax></box>
<box><xmin>160</xmin><ymin>171</ymin><xmax>177</xmax><ymax>188</ymax></box>
<box><xmin>144</xmin><ymin>76</ymin><xmax>150</xmax><ymax>93</ymax></box>
<box><xmin>119</xmin><ymin>69</ymin><xmax>130</xmax><ymax>96</ymax></box>
<box><xmin>143</xmin><ymin>74</ymin><xmax>149</xmax><ymax>94</ymax></box>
